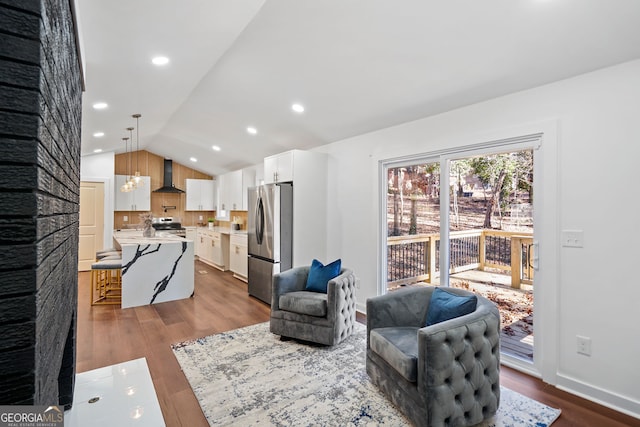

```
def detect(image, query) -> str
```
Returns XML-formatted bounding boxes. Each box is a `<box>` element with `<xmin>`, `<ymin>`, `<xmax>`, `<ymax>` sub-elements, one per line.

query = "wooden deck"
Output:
<box><xmin>401</xmin><ymin>269</ymin><xmax>534</xmax><ymax>362</ymax></box>
<box><xmin>405</xmin><ymin>270</ymin><xmax>534</xmax><ymax>362</ymax></box>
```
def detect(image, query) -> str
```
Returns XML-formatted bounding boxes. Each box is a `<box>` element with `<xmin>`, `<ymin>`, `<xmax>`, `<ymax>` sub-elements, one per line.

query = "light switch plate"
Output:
<box><xmin>561</xmin><ymin>230</ymin><xmax>583</xmax><ymax>248</ymax></box>
<box><xmin>123</xmin><ymin>215</ymin><xmax>128</xmax><ymax>222</ymax></box>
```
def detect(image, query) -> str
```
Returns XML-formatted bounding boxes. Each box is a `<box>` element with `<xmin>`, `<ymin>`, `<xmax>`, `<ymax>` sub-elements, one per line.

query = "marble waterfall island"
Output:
<box><xmin>114</xmin><ymin>231</ymin><xmax>194</xmax><ymax>309</ymax></box>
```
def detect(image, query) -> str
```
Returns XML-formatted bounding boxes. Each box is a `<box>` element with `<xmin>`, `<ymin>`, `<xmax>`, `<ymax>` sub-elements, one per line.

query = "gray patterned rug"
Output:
<box><xmin>172</xmin><ymin>322</ymin><xmax>561</xmax><ymax>426</ymax></box>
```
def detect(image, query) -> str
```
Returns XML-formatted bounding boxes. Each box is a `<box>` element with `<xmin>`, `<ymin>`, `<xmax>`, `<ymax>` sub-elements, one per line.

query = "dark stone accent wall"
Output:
<box><xmin>0</xmin><ymin>0</ymin><xmax>82</xmax><ymax>409</ymax></box>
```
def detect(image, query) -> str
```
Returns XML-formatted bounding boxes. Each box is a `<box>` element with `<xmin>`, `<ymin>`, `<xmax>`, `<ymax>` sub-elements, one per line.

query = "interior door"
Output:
<box><xmin>78</xmin><ymin>181</ymin><xmax>104</xmax><ymax>271</ymax></box>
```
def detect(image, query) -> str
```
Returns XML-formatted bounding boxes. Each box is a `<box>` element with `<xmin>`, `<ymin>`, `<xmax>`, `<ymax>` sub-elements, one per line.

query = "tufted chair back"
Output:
<box><xmin>270</xmin><ymin>267</ymin><xmax>357</xmax><ymax>346</ymax></box>
<box><xmin>366</xmin><ymin>286</ymin><xmax>500</xmax><ymax>427</ymax></box>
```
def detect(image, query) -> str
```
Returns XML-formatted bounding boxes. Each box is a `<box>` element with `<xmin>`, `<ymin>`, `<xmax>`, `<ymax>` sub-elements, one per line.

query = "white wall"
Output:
<box><xmin>317</xmin><ymin>59</ymin><xmax>640</xmax><ymax>417</ymax></box>
<box><xmin>80</xmin><ymin>151</ymin><xmax>115</xmax><ymax>249</ymax></box>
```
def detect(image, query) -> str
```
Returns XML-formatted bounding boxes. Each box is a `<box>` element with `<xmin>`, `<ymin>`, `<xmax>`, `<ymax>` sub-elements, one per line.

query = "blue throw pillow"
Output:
<box><xmin>425</xmin><ymin>287</ymin><xmax>477</xmax><ymax>326</ymax></box>
<box><xmin>305</xmin><ymin>259</ymin><xmax>342</xmax><ymax>293</ymax></box>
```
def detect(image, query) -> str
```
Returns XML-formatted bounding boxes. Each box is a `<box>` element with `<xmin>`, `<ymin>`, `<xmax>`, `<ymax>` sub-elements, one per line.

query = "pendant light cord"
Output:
<box><xmin>132</xmin><ymin>113</ymin><xmax>142</xmax><ymax>178</ymax></box>
<box><xmin>127</xmin><ymin>127</ymin><xmax>134</xmax><ymax>182</ymax></box>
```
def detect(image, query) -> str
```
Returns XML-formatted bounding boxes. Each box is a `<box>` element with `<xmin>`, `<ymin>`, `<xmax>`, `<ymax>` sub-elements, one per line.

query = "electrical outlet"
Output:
<box><xmin>199</xmin><ymin>215</ymin><xmax>203</xmax><ymax>221</ymax></box>
<box><xmin>123</xmin><ymin>215</ymin><xmax>128</xmax><ymax>222</ymax></box>
<box><xmin>562</xmin><ymin>230</ymin><xmax>584</xmax><ymax>248</ymax></box>
<box><xmin>577</xmin><ymin>335</ymin><xmax>591</xmax><ymax>356</ymax></box>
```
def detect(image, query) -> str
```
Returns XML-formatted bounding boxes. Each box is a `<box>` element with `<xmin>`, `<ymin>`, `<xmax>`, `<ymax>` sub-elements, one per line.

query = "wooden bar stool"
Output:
<box><xmin>91</xmin><ymin>258</ymin><xmax>123</xmax><ymax>305</ymax></box>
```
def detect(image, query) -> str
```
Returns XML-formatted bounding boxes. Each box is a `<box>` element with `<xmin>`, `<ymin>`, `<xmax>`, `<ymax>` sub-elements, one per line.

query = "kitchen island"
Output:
<box><xmin>114</xmin><ymin>230</ymin><xmax>194</xmax><ymax>309</ymax></box>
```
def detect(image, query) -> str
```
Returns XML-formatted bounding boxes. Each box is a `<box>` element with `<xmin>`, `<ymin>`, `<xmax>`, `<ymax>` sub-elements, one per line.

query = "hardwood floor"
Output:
<box><xmin>76</xmin><ymin>260</ymin><xmax>639</xmax><ymax>427</ymax></box>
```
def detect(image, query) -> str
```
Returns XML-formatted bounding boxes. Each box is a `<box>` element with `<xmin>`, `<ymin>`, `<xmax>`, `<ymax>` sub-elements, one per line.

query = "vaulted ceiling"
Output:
<box><xmin>78</xmin><ymin>0</ymin><xmax>640</xmax><ymax>176</ymax></box>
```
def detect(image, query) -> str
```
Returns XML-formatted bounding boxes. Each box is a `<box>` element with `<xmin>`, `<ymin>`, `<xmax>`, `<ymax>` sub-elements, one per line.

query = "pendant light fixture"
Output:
<box><xmin>132</xmin><ymin>114</ymin><xmax>142</xmax><ymax>186</ymax></box>
<box><xmin>120</xmin><ymin>136</ymin><xmax>132</xmax><ymax>192</ymax></box>
<box><xmin>126</xmin><ymin>127</ymin><xmax>135</xmax><ymax>190</ymax></box>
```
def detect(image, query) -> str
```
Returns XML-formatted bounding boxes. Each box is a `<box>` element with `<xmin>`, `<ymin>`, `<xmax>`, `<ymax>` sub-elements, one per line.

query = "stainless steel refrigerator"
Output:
<box><xmin>247</xmin><ymin>183</ymin><xmax>293</xmax><ymax>304</ymax></box>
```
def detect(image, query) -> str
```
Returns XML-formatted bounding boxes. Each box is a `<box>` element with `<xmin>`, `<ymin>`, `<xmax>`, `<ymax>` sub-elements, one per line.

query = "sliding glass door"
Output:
<box><xmin>381</xmin><ymin>135</ymin><xmax>541</xmax><ymax>370</ymax></box>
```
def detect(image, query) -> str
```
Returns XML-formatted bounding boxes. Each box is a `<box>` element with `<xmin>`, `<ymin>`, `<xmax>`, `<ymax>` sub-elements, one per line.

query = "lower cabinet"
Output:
<box><xmin>197</xmin><ymin>231</ymin><xmax>213</xmax><ymax>263</ymax></box>
<box><xmin>229</xmin><ymin>234</ymin><xmax>248</xmax><ymax>282</ymax></box>
<box><xmin>210</xmin><ymin>232</ymin><xmax>228</xmax><ymax>270</ymax></box>
<box><xmin>185</xmin><ymin>227</ymin><xmax>197</xmax><ymax>256</ymax></box>
<box><xmin>197</xmin><ymin>229</ymin><xmax>229</xmax><ymax>271</ymax></box>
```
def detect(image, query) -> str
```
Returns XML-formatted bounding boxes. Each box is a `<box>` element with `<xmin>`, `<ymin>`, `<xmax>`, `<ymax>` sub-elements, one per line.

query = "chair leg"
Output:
<box><xmin>105</xmin><ymin>269</ymin><xmax>122</xmax><ymax>302</ymax></box>
<box><xmin>90</xmin><ymin>269</ymin><xmax>96</xmax><ymax>305</ymax></box>
<box><xmin>91</xmin><ymin>268</ymin><xmax>122</xmax><ymax>306</ymax></box>
<box><xmin>91</xmin><ymin>269</ymin><xmax>105</xmax><ymax>305</ymax></box>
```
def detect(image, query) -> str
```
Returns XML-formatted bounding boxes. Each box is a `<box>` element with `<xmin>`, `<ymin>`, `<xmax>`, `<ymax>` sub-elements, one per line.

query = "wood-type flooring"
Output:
<box><xmin>76</xmin><ymin>260</ymin><xmax>639</xmax><ymax>427</ymax></box>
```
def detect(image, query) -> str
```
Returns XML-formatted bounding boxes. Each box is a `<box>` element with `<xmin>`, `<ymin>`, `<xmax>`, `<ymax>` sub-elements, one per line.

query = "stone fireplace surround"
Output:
<box><xmin>0</xmin><ymin>0</ymin><xmax>82</xmax><ymax>409</ymax></box>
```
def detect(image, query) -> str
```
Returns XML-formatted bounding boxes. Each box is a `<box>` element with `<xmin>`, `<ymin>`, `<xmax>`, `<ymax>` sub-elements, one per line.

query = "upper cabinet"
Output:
<box><xmin>254</xmin><ymin>162</ymin><xmax>264</xmax><ymax>186</ymax></box>
<box><xmin>114</xmin><ymin>175</ymin><xmax>151</xmax><ymax>211</ymax></box>
<box><xmin>264</xmin><ymin>151</ymin><xmax>294</xmax><ymax>184</ymax></box>
<box><xmin>241</xmin><ymin>167</ymin><xmax>256</xmax><ymax>210</ymax></box>
<box><xmin>216</xmin><ymin>172</ymin><xmax>233</xmax><ymax>218</ymax></box>
<box><xmin>185</xmin><ymin>179</ymin><xmax>216</xmax><ymax>211</ymax></box>
<box><xmin>217</xmin><ymin>167</ymin><xmax>256</xmax><ymax>214</ymax></box>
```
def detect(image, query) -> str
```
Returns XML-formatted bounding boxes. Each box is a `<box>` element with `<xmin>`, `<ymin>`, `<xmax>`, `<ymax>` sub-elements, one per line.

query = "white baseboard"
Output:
<box><xmin>556</xmin><ymin>374</ymin><xmax>640</xmax><ymax>420</ymax></box>
<box><xmin>500</xmin><ymin>355</ymin><xmax>541</xmax><ymax>379</ymax></box>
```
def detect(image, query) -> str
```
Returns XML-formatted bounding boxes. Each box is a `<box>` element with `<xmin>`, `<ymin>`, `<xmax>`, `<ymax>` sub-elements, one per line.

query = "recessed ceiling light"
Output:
<box><xmin>93</xmin><ymin>148</ymin><xmax>103</xmax><ymax>153</ymax></box>
<box><xmin>190</xmin><ymin>157</ymin><xmax>197</xmax><ymax>162</ymax></box>
<box><xmin>93</xmin><ymin>132</ymin><xmax>105</xmax><ymax>138</ymax></box>
<box><xmin>247</xmin><ymin>127</ymin><xmax>257</xmax><ymax>135</ymax></box>
<box><xmin>212</xmin><ymin>145</ymin><xmax>221</xmax><ymax>151</ymax></box>
<box><xmin>92</xmin><ymin>102</ymin><xmax>108</xmax><ymax>110</ymax></box>
<box><xmin>291</xmin><ymin>103</ymin><xmax>305</xmax><ymax>113</ymax></box>
<box><xmin>152</xmin><ymin>56</ymin><xmax>170</xmax><ymax>66</ymax></box>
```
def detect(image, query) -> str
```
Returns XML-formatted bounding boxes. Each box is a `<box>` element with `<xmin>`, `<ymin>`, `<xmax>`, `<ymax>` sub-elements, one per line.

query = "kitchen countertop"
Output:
<box><xmin>196</xmin><ymin>226</ymin><xmax>247</xmax><ymax>235</ymax></box>
<box><xmin>114</xmin><ymin>230</ymin><xmax>192</xmax><ymax>244</ymax></box>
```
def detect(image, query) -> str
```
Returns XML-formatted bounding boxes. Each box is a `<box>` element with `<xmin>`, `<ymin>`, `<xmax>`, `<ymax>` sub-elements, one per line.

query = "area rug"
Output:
<box><xmin>172</xmin><ymin>322</ymin><xmax>561</xmax><ymax>426</ymax></box>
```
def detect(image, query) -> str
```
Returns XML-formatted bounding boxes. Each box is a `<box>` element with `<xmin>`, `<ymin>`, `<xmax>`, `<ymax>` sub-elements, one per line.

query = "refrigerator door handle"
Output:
<box><xmin>256</xmin><ymin>195</ymin><xmax>265</xmax><ymax>245</ymax></box>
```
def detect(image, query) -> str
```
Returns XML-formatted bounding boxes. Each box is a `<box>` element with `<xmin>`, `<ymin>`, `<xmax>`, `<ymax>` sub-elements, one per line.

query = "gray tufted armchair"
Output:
<box><xmin>366</xmin><ymin>286</ymin><xmax>500</xmax><ymax>427</ymax></box>
<box><xmin>270</xmin><ymin>266</ymin><xmax>357</xmax><ymax>346</ymax></box>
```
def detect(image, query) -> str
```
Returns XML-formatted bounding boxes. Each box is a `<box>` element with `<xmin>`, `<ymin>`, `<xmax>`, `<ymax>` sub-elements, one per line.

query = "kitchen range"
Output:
<box><xmin>152</xmin><ymin>217</ymin><xmax>186</xmax><ymax>237</ymax></box>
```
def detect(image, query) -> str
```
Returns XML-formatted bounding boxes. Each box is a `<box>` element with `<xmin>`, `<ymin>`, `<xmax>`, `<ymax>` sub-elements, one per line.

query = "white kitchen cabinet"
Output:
<box><xmin>229</xmin><ymin>233</ymin><xmax>248</xmax><ymax>282</ymax></box>
<box><xmin>241</xmin><ymin>167</ymin><xmax>256</xmax><ymax>210</ymax></box>
<box><xmin>197</xmin><ymin>229</ymin><xmax>229</xmax><ymax>271</ymax></box>
<box><xmin>114</xmin><ymin>175</ymin><xmax>151</xmax><ymax>211</ymax></box>
<box><xmin>185</xmin><ymin>227</ymin><xmax>197</xmax><ymax>255</ymax></box>
<box><xmin>253</xmin><ymin>162</ymin><xmax>264</xmax><ymax>186</ymax></box>
<box><xmin>263</xmin><ymin>151</ymin><xmax>294</xmax><ymax>183</ymax></box>
<box><xmin>210</xmin><ymin>231</ymin><xmax>229</xmax><ymax>270</ymax></box>
<box><xmin>216</xmin><ymin>173</ymin><xmax>230</xmax><ymax>220</ymax></box>
<box><xmin>218</xmin><ymin>170</ymin><xmax>241</xmax><ymax>212</ymax></box>
<box><xmin>197</xmin><ymin>230</ymin><xmax>213</xmax><ymax>262</ymax></box>
<box><xmin>186</xmin><ymin>179</ymin><xmax>216</xmax><ymax>211</ymax></box>
<box><xmin>218</xmin><ymin>167</ymin><xmax>255</xmax><ymax>213</ymax></box>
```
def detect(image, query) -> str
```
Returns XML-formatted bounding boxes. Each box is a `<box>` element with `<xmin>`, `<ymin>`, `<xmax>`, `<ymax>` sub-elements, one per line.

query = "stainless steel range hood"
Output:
<box><xmin>153</xmin><ymin>159</ymin><xmax>185</xmax><ymax>193</ymax></box>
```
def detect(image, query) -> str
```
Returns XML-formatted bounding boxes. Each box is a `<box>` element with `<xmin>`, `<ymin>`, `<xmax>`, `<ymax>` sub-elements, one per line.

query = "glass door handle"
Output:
<box><xmin>532</xmin><ymin>241</ymin><xmax>539</xmax><ymax>270</ymax></box>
